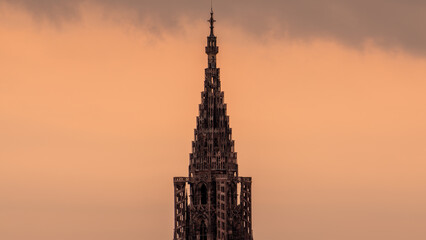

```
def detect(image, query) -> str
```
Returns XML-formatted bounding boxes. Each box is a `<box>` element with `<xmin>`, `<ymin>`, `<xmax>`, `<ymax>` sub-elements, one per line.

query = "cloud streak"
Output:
<box><xmin>3</xmin><ymin>0</ymin><xmax>426</xmax><ymax>55</ymax></box>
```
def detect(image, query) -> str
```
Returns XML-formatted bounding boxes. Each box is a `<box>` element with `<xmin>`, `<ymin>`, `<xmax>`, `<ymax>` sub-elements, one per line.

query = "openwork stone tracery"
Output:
<box><xmin>173</xmin><ymin>10</ymin><xmax>253</xmax><ymax>240</ymax></box>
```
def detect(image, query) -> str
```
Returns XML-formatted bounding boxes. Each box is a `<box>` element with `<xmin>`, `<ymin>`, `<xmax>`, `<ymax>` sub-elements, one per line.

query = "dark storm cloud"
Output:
<box><xmin>3</xmin><ymin>0</ymin><xmax>426</xmax><ymax>55</ymax></box>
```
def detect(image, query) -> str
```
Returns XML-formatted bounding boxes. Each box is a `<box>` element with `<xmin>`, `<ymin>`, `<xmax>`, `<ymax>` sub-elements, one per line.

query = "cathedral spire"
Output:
<box><xmin>173</xmin><ymin>9</ymin><xmax>254</xmax><ymax>240</ymax></box>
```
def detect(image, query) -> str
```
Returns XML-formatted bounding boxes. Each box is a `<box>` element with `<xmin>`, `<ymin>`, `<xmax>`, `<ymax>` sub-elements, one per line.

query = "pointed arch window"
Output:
<box><xmin>201</xmin><ymin>184</ymin><xmax>208</xmax><ymax>205</ymax></box>
<box><xmin>200</xmin><ymin>220</ymin><xmax>207</xmax><ymax>240</ymax></box>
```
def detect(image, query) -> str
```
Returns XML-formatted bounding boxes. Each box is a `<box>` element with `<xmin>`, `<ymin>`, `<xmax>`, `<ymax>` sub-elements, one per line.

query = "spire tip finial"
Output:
<box><xmin>208</xmin><ymin>2</ymin><xmax>215</xmax><ymax>36</ymax></box>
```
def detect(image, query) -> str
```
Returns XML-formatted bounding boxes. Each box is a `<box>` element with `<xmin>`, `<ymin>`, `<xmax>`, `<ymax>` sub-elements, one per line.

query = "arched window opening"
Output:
<box><xmin>201</xmin><ymin>184</ymin><xmax>208</xmax><ymax>205</ymax></box>
<box><xmin>200</xmin><ymin>220</ymin><xmax>207</xmax><ymax>240</ymax></box>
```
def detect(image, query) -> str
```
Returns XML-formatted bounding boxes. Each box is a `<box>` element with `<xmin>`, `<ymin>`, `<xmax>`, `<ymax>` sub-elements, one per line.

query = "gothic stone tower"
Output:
<box><xmin>173</xmin><ymin>10</ymin><xmax>253</xmax><ymax>240</ymax></box>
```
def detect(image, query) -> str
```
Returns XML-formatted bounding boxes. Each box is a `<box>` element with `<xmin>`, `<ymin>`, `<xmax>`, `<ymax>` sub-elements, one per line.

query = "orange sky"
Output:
<box><xmin>1</xmin><ymin>3</ymin><xmax>426</xmax><ymax>240</ymax></box>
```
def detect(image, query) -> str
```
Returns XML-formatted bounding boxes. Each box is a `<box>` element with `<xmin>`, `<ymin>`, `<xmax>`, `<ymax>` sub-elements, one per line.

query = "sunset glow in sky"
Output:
<box><xmin>1</xmin><ymin>1</ymin><xmax>426</xmax><ymax>240</ymax></box>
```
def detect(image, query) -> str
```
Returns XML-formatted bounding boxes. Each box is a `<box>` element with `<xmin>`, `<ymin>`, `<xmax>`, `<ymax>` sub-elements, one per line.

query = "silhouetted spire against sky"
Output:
<box><xmin>173</xmin><ymin>9</ymin><xmax>253</xmax><ymax>240</ymax></box>
<box><xmin>1</xmin><ymin>1</ymin><xmax>426</xmax><ymax>240</ymax></box>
